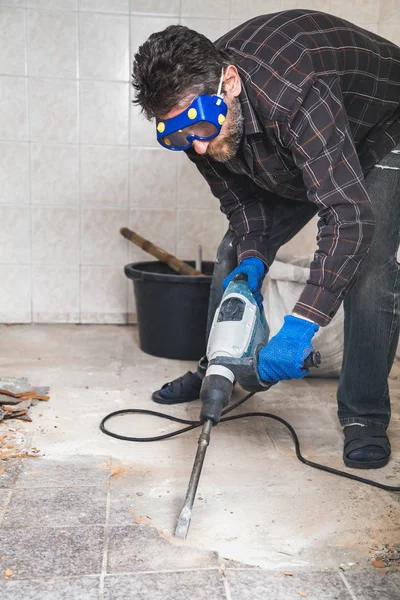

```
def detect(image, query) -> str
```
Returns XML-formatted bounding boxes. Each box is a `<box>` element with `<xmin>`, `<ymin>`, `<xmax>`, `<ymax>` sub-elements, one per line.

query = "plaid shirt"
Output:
<box><xmin>186</xmin><ymin>10</ymin><xmax>400</xmax><ymax>326</ymax></box>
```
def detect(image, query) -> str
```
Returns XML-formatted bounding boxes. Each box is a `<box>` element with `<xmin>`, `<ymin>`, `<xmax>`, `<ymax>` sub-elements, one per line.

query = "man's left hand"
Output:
<box><xmin>258</xmin><ymin>315</ymin><xmax>319</xmax><ymax>384</ymax></box>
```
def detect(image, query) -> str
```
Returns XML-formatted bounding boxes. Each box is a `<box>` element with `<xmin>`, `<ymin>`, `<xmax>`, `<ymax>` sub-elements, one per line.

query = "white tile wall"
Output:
<box><xmin>79</xmin><ymin>12</ymin><xmax>129</xmax><ymax>81</ymax></box>
<box><xmin>130</xmin><ymin>0</ymin><xmax>179</xmax><ymax>17</ymax></box>
<box><xmin>379</xmin><ymin>22</ymin><xmax>400</xmax><ymax>46</ymax></box>
<box><xmin>80</xmin><ymin>145</ymin><xmax>129</xmax><ymax>207</ymax></box>
<box><xmin>0</xmin><ymin>206</ymin><xmax>31</xmax><ymax>264</ymax></box>
<box><xmin>231</xmin><ymin>0</ymin><xmax>280</xmax><ymax>21</ymax></box>
<box><xmin>79</xmin><ymin>0</ymin><xmax>129</xmax><ymax>13</ymax></box>
<box><xmin>31</xmin><ymin>206</ymin><xmax>79</xmax><ymax>265</ymax></box>
<box><xmin>0</xmin><ymin>265</ymin><xmax>31</xmax><ymax>323</ymax></box>
<box><xmin>181</xmin><ymin>17</ymin><xmax>230</xmax><ymax>42</ymax></box>
<box><xmin>177</xmin><ymin>208</ymin><xmax>227</xmax><ymax>262</ymax></box>
<box><xmin>32</xmin><ymin>264</ymin><xmax>80</xmax><ymax>322</ymax></box>
<box><xmin>80</xmin><ymin>266</ymin><xmax>128</xmax><ymax>323</ymax></box>
<box><xmin>81</xmin><ymin>207</ymin><xmax>129</xmax><ymax>265</ymax></box>
<box><xmin>127</xmin><ymin>208</ymin><xmax>176</xmax><ymax>263</ymax></box>
<box><xmin>0</xmin><ymin>1</ymin><xmax>26</xmax><ymax>7</ymax></box>
<box><xmin>129</xmin><ymin>148</ymin><xmax>177</xmax><ymax>209</ymax></box>
<box><xmin>379</xmin><ymin>1</ymin><xmax>398</xmax><ymax>22</ymax></box>
<box><xmin>27</xmin><ymin>0</ymin><xmax>77</xmax><ymax>9</ymax></box>
<box><xmin>130</xmin><ymin>15</ymin><xmax>179</xmax><ymax>54</ymax></box>
<box><xmin>177</xmin><ymin>153</ymin><xmax>216</xmax><ymax>211</ymax></box>
<box><xmin>30</xmin><ymin>78</ymin><xmax>78</xmax><ymax>142</ymax></box>
<box><xmin>329</xmin><ymin>0</ymin><xmax>380</xmax><ymax>25</ymax></box>
<box><xmin>0</xmin><ymin>0</ymin><xmax>395</xmax><ymax>323</ymax></box>
<box><xmin>0</xmin><ymin>142</ymin><xmax>30</xmax><ymax>204</ymax></box>
<box><xmin>281</xmin><ymin>0</ymin><xmax>331</xmax><ymax>13</ymax></box>
<box><xmin>27</xmin><ymin>10</ymin><xmax>78</xmax><ymax>77</ymax></box>
<box><xmin>80</xmin><ymin>81</ymin><xmax>129</xmax><ymax>144</ymax></box>
<box><xmin>0</xmin><ymin>77</ymin><xmax>28</xmax><ymax>140</ymax></box>
<box><xmin>181</xmin><ymin>0</ymin><xmax>230</xmax><ymax>19</ymax></box>
<box><xmin>30</xmin><ymin>143</ymin><xmax>79</xmax><ymax>205</ymax></box>
<box><xmin>130</xmin><ymin>101</ymin><xmax>155</xmax><ymax>147</ymax></box>
<box><xmin>0</xmin><ymin>7</ymin><xmax>27</xmax><ymax>76</ymax></box>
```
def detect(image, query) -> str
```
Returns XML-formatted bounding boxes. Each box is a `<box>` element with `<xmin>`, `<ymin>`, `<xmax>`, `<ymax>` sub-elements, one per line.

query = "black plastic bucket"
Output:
<box><xmin>124</xmin><ymin>260</ymin><xmax>214</xmax><ymax>360</ymax></box>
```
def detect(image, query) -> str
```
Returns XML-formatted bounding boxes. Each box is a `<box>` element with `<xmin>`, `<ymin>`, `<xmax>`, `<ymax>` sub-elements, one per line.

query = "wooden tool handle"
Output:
<box><xmin>120</xmin><ymin>227</ymin><xmax>205</xmax><ymax>277</ymax></box>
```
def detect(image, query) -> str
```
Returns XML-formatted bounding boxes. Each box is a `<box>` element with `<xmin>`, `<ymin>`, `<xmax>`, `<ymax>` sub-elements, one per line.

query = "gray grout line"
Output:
<box><xmin>1</xmin><ymin>522</ymin><xmax>109</xmax><ymax>529</ymax></box>
<box><xmin>0</xmin><ymin>566</ymin><xmax>264</xmax><ymax>583</ymax></box>
<box><xmin>0</xmin><ymin>73</ymin><xmax>131</xmax><ymax>83</ymax></box>
<box><xmin>126</xmin><ymin>2</ymin><xmax>133</xmax><ymax>315</ymax></box>
<box><xmin>220</xmin><ymin>556</ymin><xmax>234</xmax><ymax>600</ymax></box>
<box><xmin>0</xmin><ymin>139</ymin><xmax>160</xmax><ymax>150</ymax></box>
<box><xmin>222</xmin><ymin>575</ymin><xmax>233</xmax><ymax>600</ymax></box>
<box><xmin>0</xmin><ymin>568</ymin><xmax>233</xmax><ymax>580</ymax></box>
<box><xmin>339</xmin><ymin>571</ymin><xmax>359</xmax><ymax>600</ymax></box>
<box><xmin>2</xmin><ymin>566</ymin><xmax>373</xmax><ymax>582</ymax></box>
<box><xmin>76</xmin><ymin>0</ymin><xmax>82</xmax><ymax>324</ymax></box>
<box><xmin>105</xmin><ymin>567</ymin><xmax>226</xmax><ymax>575</ymax></box>
<box><xmin>0</xmin><ymin>573</ymin><xmax>101</xmax><ymax>583</ymax></box>
<box><xmin>23</xmin><ymin>1</ymin><xmax>33</xmax><ymax>324</ymax></box>
<box><xmin>9</xmin><ymin>483</ymin><xmax>112</xmax><ymax>489</ymax></box>
<box><xmin>0</xmin><ymin>202</ymin><xmax>194</xmax><ymax>210</ymax></box>
<box><xmin>15</xmin><ymin>6</ymin><xmax>200</xmax><ymax>18</ymax></box>
<box><xmin>99</xmin><ymin>474</ymin><xmax>112</xmax><ymax>600</ymax></box>
<box><xmin>0</xmin><ymin>261</ymin><xmax>130</xmax><ymax>267</ymax></box>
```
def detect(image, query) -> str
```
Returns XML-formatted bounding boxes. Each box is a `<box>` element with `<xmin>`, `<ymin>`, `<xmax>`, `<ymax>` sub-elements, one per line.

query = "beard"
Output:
<box><xmin>205</xmin><ymin>96</ymin><xmax>244</xmax><ymax>163</ymax></box>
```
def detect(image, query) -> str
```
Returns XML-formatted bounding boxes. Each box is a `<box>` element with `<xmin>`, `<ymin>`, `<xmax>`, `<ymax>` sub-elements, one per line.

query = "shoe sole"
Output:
<box><xmin>152</xmin><ymin>392</ymin><xmax>200</xmax><ymax>405</ymax></box>
<box><xmin>343</xmin><ymin>455</ymin><xmax>390</xmax><ymax>469</ymax></box>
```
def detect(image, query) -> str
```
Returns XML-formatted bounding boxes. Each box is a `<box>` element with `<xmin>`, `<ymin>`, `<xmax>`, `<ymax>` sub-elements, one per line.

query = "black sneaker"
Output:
<box><xmin>152</xmin><ymin>356</ymin><xmax>208</xmax><ymax>405</ymax></box>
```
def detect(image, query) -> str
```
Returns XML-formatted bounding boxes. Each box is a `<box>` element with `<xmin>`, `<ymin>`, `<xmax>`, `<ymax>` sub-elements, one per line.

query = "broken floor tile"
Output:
<box><xmin>2</xmin><ymin>486</ymin><xmax>107</xmax><ymax>528</ymax></box>
<box><xmin>16</xmin><ymin>456</ymin><xmax>111</xmax><ymax>488</ymax></box>
<box><xmin>103</xmin><ymin>571</ymin><xmax>227</xmax><ymax>600</ymax></box>
<box><xmin>226</xmin><ymin>570</ymin><xmax>352</xmax><ymax>600</ymax></box>
<box><xmin>0</xmin><ymin>460</ymin><xmax>21</xmax><ymax>488</ymax></box>
<box><xmin>0</xmin><ymin>576</ymin><xmax>100</xmax><ymax>600</ymax></box>
<box><xmin>0</xmin><ymin>378</ymin><xmax>32</xmax><ymax>395</ymax></box>
<box><xmin>0</xmin><ymin>526</ymin><xmax>104</xmax><ymax>578</ymax></box>
<box><xmin>107</xmin><ymin>525</ymin><xmax>220</xmax><ymax>573</ymax></box>
<box><xmin>109</xmin><ymin>487</ymin><xmax>183</xmax><ymax>529</ymax></box>
<box><xmin>343</xmin><ymin>571</ymin><xmax>400</xmax><ymax>600</ymax></box>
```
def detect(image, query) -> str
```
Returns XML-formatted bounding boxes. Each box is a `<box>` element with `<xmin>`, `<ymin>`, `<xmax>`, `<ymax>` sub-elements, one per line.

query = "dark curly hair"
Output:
<box><xmin>132</xmin><ymin>24</ymin><xmax>233</xmax><ymax>120</ymax></box>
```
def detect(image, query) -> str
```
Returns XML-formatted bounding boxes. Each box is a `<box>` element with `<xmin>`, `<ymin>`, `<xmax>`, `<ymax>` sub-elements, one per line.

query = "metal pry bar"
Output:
<box><xmin>174</xmin><ymin>419</ymin><xmax>213</xmax><ymax>539</ymax></box>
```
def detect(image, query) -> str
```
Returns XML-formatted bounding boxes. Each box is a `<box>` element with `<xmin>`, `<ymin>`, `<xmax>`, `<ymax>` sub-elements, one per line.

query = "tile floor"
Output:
<box><xmin>0</xmin><ymin>324</ymin><xmax>399</xmax><ymax>599</ymax></box>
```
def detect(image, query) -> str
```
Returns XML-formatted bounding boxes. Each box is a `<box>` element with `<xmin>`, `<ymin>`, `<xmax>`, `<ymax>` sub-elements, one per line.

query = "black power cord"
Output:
<box><xmin>100</xmin><ymin>391</ymin><xmax>400</xmax><ymax>493</ymax></box>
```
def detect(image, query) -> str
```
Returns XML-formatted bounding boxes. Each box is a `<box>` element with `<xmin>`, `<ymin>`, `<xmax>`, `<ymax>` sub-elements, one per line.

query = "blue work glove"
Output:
<box><xmin>222</xmin><ymin>257</ymin><xmax>265</xmax><ymax>306</ymax></box>
<box><xmin>258</xmin><ymin>315</ymin><xmax>319</xmax><ymax>384</ymax></box>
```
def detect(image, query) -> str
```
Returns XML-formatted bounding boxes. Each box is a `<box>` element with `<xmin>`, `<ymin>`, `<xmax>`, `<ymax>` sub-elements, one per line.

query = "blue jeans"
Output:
<box><xmin>206</xmin><ymin>148</ymin><xmax>400</xmax><ymax>429</ymax></box>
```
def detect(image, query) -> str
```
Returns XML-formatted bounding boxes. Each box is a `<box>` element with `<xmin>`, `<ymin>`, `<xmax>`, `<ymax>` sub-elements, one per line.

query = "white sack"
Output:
<box><xmin>263</xmin><ymin>255</ymin><xmax>344</xmax><ymax>377</ymax></box>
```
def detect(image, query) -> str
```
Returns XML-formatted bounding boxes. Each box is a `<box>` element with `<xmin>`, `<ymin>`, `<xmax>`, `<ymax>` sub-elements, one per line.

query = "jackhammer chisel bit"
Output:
<box><xmin>175</xmin><ymin>419</ymin><xmax>213</xmax><ymax>539</ymax></box>
<box><xmin>175</xmin><ymin>363</ymin><xmax>232</xmax><ymax>539</ymax></box>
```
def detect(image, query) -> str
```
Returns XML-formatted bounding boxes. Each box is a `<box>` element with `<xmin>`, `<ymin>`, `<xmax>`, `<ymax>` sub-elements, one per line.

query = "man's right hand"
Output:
<box><xmin>222</xmin><ymin>257</ymin><xmax>265</xmax><ymax>306</ymax></box>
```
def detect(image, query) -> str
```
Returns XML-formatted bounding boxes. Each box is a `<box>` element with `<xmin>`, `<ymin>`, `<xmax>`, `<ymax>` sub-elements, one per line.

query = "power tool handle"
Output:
<box><xmin>303</xmin><ymin>350</ymin><xmax>321</xmax><ymax>370</ymax></box>
<box><xmin>232</xmin><ymin>272</ymin><xmax>248</xmax><ymax>282</ymax></box>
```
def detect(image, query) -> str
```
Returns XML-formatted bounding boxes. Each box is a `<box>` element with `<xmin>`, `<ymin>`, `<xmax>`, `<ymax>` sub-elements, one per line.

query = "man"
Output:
<box><xmin>132</xmin><ymin>10</ymin><xmax>400</xmax><ymax>469</ymax></box>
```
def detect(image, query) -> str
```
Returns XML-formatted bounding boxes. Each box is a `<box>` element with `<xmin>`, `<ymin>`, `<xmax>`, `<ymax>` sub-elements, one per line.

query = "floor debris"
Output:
<box><xmin>372</xmin><ymin>544</ymin><xmax>400</xmax><ymax>569</ymax></box>
<box><xmin>0</xmin><ymin>377</ymin><xmax>50</xmax><ymax>423</ymax></box>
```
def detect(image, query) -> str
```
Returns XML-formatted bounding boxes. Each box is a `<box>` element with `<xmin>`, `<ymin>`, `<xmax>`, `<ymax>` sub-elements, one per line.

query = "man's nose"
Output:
<box><xmin>192</xmin><ymin>139</ymin><xmax>210</xmax><ymax>154</ymax></box>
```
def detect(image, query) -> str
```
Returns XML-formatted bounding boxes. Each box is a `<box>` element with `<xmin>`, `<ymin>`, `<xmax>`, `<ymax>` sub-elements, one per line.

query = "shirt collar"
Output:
<box><xmin>238</xmin><ymin>75</ymin><xmax>263</xmax><ymax>137</ymax></box>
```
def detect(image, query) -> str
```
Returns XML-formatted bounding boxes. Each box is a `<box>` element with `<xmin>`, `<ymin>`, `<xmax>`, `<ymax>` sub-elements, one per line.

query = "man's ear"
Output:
<box><xmin>223</xmin><ymin>64</ymin><xmax>241</xmax><ymax>98</ymax></box>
